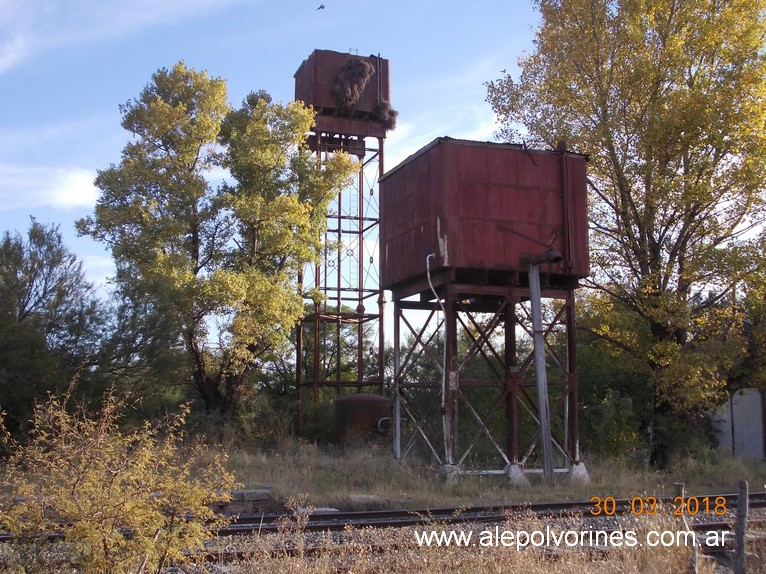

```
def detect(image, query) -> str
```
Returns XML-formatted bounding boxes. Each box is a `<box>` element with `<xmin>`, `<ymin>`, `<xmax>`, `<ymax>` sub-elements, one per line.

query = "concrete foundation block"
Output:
<box><xmin>567</xmin><ymin>462</ymin><xmax>590</xmax><ymax>484</ymax></box>
<box><xmin>438</xmin><ymin>464</ymin><xmax>461</xmax><ymax>481</ymax></box>
<box><xmin>507</xmin><ymin>464</ymin><xmax>530</xmax><ymax>486</ymax></box>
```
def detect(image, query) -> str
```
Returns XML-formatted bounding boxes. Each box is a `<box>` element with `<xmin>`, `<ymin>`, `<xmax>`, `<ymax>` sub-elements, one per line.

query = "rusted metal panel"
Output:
<box><xmin>335</xmin><ymin>393</ymin><xmax>392</xmax><ymax>443</ymax></box>
<box><xmin>294</xmin><ymin>49</ymin><xmax>391</xmax><ymax>117</ymax></box>
<box><xmin>380</xmin><ymin>137</ymin><xmax>589</xmax><ymax>291</ymax></box>
<box><xmin>312</xmin><ymin>115</ymin><xmax>387</xmax><ymax>139</ymax></box>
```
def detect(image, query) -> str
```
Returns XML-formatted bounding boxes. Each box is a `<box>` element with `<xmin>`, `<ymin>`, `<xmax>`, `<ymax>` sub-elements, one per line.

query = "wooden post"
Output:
<box><xmin>735</xmin><ymin>480</ymin><xmax>749</xmax><ymax>574</ymax></box>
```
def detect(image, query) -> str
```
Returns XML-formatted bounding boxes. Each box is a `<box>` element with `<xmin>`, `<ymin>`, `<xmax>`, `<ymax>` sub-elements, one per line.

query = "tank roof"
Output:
<box><xmin>381</xmin><ymin>136</ymin><xmax>588</xmax><ymax>181</ymax></box>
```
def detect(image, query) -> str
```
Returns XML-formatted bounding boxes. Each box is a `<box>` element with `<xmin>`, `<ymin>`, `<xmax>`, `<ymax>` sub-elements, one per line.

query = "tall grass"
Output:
<box><xmin>226</xmin><ymin>439</ymin><xmax>766</xmax><ymax>510</ymax></box>
<box><xmin>223</xmin><ymin>509</ymin><xmax>722</xmax><ymax>574</ymax></box>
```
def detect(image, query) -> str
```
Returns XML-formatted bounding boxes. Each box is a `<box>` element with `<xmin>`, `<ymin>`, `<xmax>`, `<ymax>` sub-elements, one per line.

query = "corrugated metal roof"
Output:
<box><xmin>381</xmin><ymin>136</ymin><xmax>588</xmax><ymax>181</ymax></box>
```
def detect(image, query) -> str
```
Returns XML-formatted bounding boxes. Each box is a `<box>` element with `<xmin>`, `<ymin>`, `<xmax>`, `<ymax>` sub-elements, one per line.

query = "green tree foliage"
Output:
<box><xmin>487</xmin><ymin>0</ymin><xmax>766</xmax><ymax>419</ymax></box>
<box><xmin>0</xmin><ymin>219</ymin><xmax>103</xmax><ymax>432</ymax></box>
<box><xmin>580</xmin><ymin>388</ymin><xmax>641</xmax><ymax>460</ymax></box>
<box><xmin>0</xmin><ymin>393</ymin><xmax>235</xmax><ymax>574</ymax></box>
<box><xmin>94</xmin><ymin>268</ymin><xmax>196</xmax><ymax>421</ymax></box>
<box><xmin>78</xmin><ymin>63</ymin><xmax>359</xmax><ymax>420</ymax></box>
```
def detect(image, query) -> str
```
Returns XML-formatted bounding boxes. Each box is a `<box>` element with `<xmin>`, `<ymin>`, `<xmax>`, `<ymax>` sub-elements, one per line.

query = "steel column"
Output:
<box><xmin>528</xmin><ymin>263</ymin><xmax>555</xmax><ymax>485</ymax></box>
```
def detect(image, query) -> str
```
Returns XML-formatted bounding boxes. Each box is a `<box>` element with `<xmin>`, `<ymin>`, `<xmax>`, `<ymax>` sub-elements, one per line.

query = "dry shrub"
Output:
<box><xmin>374</xmin><ymin>100</ymin><xmax>398</xmax><ymax>129</ymax></box>
<box><xmin>0</xmin><ymin>392</ymin><xmax>238</xmax><ymax>574</ymax></box>
<box><xmin>751</xmin><ymin>535</ymin><xmax>766</xmax><ymax>574</ymax></box>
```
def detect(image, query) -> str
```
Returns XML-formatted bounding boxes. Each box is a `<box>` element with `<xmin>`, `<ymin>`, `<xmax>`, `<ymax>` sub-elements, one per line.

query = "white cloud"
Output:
<box><xmin>0</xmin><ymin>0</ymin><xmax>255</xmax><ymax>73</ymax></box>
<box><xmin>0</xmin><ymin>165</ymin><xmax>98</xmax><ymax>210</ymax></box>
<box><xmin>0</xmin><ymin>33</ymin><xmax>29</xmax><ymax>74</ymax></box>
<box><xmin>48</xmin><ymin>168</ymin><xmax>99</xmax><ymax>208</ymax></box>
<box><xmin>0</xmin><ymin>118</ymin><xmax>112</xmax><ymax>157</ymax></box>
<box><xmin>81</xmin><ymin>253</ymin><xmax>116</xmax><ymax>292</ymax></box>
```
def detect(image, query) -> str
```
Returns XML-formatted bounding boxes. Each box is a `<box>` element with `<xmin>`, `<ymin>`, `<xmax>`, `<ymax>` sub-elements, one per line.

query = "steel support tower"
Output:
<box><xmin>391</xmin><ymin>278</ymin><xmax>581</xmax><ymax>479</ymax></box>
<box><xmin>380</xmin><ymin>139</ymin><xmax>589</xmax><ymax>480</ymax></box>
<box><xmin>293</xmin><ymin>50</ymin><xmax>391</xmax><ymax>433</ymax></box>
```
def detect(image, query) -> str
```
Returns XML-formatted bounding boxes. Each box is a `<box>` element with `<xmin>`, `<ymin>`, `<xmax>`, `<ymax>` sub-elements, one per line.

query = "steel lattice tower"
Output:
<box><xmin>293</xmin><ymin>50</ymin><xmax>392</xmax><ymax>432</ymax></box>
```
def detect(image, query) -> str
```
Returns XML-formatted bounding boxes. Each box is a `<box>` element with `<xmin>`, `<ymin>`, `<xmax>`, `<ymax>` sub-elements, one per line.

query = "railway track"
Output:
<box><xmin>200</xmin><ymin>491</ymin><xmax>766</xmax><ymax>566</ymax></box>
<box><xmin>4</xmin><ymin>491</ymin><xmax>762</xmax><ymax>540</ymax></box>
<box><xmin>2</xmin><ymin>491</ymin><xmax>764</xmax><ymax>568</ymax></box>
<box><xmin>220</xmin><ymin>491</ymin><xmax>766</xmax><ymax>535</ymax></box>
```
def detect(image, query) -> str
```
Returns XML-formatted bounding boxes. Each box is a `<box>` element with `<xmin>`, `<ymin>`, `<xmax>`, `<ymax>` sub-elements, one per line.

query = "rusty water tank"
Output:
<box><xmin>379</xmin><ymin>137</ymin><xmax>589</xmax><ymax>294</ymax></box>
<box><xmin>335</xmin><ymin>393</ymin><xmax>392</xmax><ymax>443</ymax></box>
<box><xmin>294</xmin><ymin>49</ymin><xmax>392</xmax><ymax>139</ymax></box>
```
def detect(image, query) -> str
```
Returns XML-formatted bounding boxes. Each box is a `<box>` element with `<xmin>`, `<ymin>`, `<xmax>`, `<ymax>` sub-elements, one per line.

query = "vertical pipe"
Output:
<box><xmin>529</xmin><ymin>263</ymin><xmax>555</xmax><ymax>485</ymax></box>
<box><xmin>566</xmin><ymin>293</ymin><xmax>579</xmax><ymax>464</ymax></box>
<box><xmin>762</xmin><ymin>390</ymin><xmax>766</xmax><ymax>460</ymax></box>
<box><xmin>378</xmin><ymin>136</ymin><xmax>386</xmax><ymax>396</ymax></box>
<box><xmin>510</xmin><ymin>296</ymin><xmax>520</xmax><ymax>463</ymax></box>
<box><xmin>313</xmin><ymin>301</ymin><xmax>321</xmax><ymax>405</ymax></box>
<box><xmin>356</xmin><ymin>160</ymin><xmax>364</xmax><ymax>386</ymax></box>
<box><xmin>504</xmin><ymin>296</ymin><xmax>517</xmax><ymax>462</ymax></box>
<box><xmin>560</xmin><ymin>147</ymin><xmax>574</xmax><ymax>273</ymax></box>
<box><xmin>393</xmin><ymin>303</ymin><xmax>401</xmax><ymax>459</ymax></box>
<box><xmin>378</xmin><ymin>291</ymin><xmax>386</xmax><ymax>395</ymax></box>
<box><xmin>427</xmin><ymin>254</ymin><xmax>453</xmax><ymax>467</ymax></box>
<box><xmin>444</xmin><ymin>286</ymin><xmax>457</xmax><ymax>466</ymax></box>
<box><xmin>735</xmin><ymin>480</ymin><xmax>749</xmax><ymax>574</ymax></box>
<box><xmin>730</xmin><ymin>393</ymin><xmax>736</xmax><ymax>457</ymax></box>
<box><xmin>563</xmin><ymin>389</ymin><xmax>569</xmax><ymax>470</ymax></box>
<box><xmin>295</xmin><ymin>280</ymin><xmax>304</xmax><ymax>435</ymax></box>
<box><xmin>335</xmin><ymin>180</ymin><xmax>342</xmax><ymax>387</ymax></box>
<box><xmin>376</xmin><ymin>53</ymin><xmax>382</xmax><ymax>104</ymax></box>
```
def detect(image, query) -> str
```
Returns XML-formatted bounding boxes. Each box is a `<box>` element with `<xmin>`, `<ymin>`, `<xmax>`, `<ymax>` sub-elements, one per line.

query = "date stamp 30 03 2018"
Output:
<box><xmin>589</xmin><ymin>495</ymin><xmax>728</xmax><ymax>517</ymax></box>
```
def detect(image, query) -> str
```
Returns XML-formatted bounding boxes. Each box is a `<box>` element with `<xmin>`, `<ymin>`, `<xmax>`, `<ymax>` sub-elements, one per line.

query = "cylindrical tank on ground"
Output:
<box><xmin>335</xmin><ymin>393</ymin><xmax>392</xmax><ymax>443</ymax></box>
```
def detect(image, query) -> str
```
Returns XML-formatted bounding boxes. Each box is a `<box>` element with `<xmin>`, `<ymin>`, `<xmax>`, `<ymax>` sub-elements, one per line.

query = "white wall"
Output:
<box><xmin>711</xmin><ymin>388</ymin><xmax>765</xmax><ymax>461</ymax></box>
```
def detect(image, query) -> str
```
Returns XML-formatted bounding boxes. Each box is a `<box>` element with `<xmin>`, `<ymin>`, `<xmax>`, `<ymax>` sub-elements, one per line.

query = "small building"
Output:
<box><xmin>711</xmin><ymin>388</ymin><xmax>766</xmax><ymax>461</ymax></box>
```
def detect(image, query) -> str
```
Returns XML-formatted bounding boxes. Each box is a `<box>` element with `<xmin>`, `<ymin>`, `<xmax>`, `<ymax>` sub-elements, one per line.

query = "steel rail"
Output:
<box><xmin>2</xmin><ymin>491</ymin><xmax>764</xmax><ymax>542</ymax></box>
<box><xmin>222</xmin><ymin>491</ymin><xmax>766</xmax><ymax>535</ymax></box>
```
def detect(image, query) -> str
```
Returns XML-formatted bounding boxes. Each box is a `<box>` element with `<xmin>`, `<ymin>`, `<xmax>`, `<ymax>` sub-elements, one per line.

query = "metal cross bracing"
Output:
<box><xmin>295</xmin><ymin>133</ymin><xmax>385</xmax><ymax>433</ymax></box>
<box><xmin>392</xmin><ymin>278</ymin><xmax>581</xmax><ymax>477</ymax></box>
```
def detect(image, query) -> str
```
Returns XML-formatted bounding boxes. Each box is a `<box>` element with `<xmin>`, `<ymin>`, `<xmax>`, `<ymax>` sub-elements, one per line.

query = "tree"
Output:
<box><xmin>0</xmin><ymin>219</ymin><xmax>103</xmax><ymax>432</ymax></box>
<box><xmin>95</xmin><ymin>269</ymin><xmax>194</xmax><ymax>420</ymax></box>
<box><xmin>487</xmin><ymin>0</ymin><xmax>766</xmax><ymax>425</ymax></box>
<box><xmin>78</xmin><ymin>63</ymin><xmax>359</xmax><ymax>420</ymax></box>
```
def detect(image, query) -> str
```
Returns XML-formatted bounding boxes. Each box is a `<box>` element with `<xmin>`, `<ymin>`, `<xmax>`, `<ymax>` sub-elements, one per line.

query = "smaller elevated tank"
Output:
<box><xmin>294</xmin><ymin>49</ymin><xmax>393</xmax><ymax>139</ymax></box>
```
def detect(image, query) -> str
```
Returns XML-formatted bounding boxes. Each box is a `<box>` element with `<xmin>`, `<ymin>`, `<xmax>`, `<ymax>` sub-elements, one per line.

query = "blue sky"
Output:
<box><xmin>0</xmin><ymin>0</ymin><xmax>539</xmax><ymax>287</ymax></box>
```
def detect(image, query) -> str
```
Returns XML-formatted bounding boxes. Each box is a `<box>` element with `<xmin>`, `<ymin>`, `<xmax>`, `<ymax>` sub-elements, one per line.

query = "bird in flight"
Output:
<box><xmin>317</xmin><ymin>4</ymin><xmax>325</xmax><ymax>8</ymax></box>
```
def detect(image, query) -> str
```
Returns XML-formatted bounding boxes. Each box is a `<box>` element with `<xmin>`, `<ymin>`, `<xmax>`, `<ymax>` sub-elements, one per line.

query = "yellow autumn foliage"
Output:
<box><xmin>0</xmin><ymin>393</ymin><xmax>237</xmax><ymax>574</ymax></box>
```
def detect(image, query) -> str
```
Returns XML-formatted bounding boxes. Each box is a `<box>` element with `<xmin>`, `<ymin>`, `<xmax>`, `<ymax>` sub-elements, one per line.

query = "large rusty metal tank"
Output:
<box><xmin>335</xmin><ymin>393</ymin><xmax>393</xmax><ymax>443</ymax></box>
<box><xmin>379</xmin><ymin>137</ymin><xmax>589</xmax><ymax>294</ymax></box>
